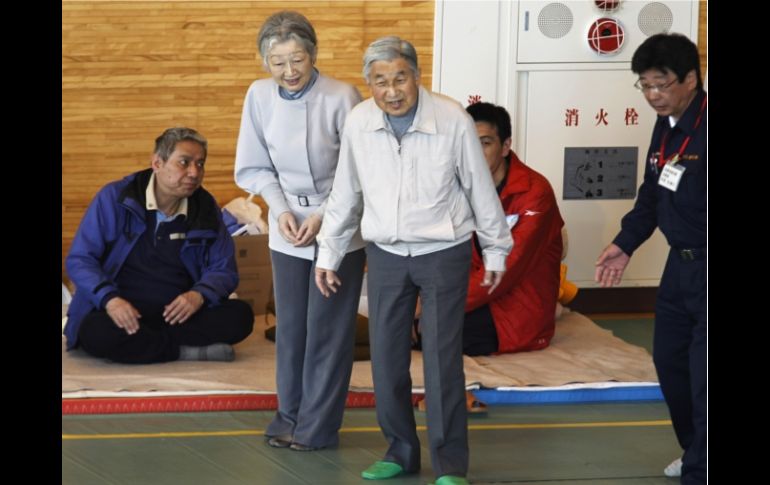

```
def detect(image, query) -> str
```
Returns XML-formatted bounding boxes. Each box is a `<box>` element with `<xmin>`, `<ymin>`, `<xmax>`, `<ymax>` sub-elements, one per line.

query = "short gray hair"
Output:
<box><xmin>362</xmin><ymin>36</ymin><xmax>419</xmax><ymax>80</ymax></box>
<box><xmin>257</xmin><ymin>11</ymin><xmax>318</xmax><ymax>66</ymax></box>
<box><xmin>154</xmin><ymin>127</ymin><xmax>208</xmax><ymax>161</ymax></box>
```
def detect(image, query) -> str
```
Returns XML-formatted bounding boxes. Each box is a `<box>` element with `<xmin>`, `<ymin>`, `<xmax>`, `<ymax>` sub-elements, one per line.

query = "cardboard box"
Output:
<box><xmin>233</xmin><ymin>234</ymin><xmax>273</xmax><ymax>314</ymax></box>
<box><xmin>235</xmin><ymin>272</ymin><xmax>273</xmax><ymax>316</ymax></box>
<box><xmin>236</xmin><ymin>269</ymin><xmax>272</xmax><ymax>292</ymax></box>
<box><xmin>233</xmin><ymin>233</ymin><xmax>271</xmax><ymax>269</ymax></box>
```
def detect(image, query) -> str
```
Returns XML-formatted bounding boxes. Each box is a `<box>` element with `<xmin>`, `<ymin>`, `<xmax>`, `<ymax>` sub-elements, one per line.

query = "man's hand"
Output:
<box><xmin>595</xmin><ymin>243</ymin><xmax>631</xmax><ymax>287</ymax></box>
<box><xmin>314</xmin><ymin>268</ymin><xmax>341</xmax><ymax>298</ymax></box>
<box><xmin>294</xmin><ymin>214</ymin><xmax>322</xmax><ymax>247</ymax></box>
<box><xmin>163</xmin><ymin>291</ymin><xmax>205</xmax><ymax>325</ymax></box>
<box><xmin>278</xmin><ymin>211</ymin><xmax>299</xmax><ymax>245</ymax></box>
<box><xmin>105</xmin><ymin>297</ymin><xmax>142</xmax><ymax>335</ymax></box>
<box><xmin>481</xmin><ymin>270</ymin><xmax>505</xmax><ymax>294</ymax></box>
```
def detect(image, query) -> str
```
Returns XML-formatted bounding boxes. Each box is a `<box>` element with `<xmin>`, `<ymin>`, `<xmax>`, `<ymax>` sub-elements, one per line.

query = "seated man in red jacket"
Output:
<box><xmin>462</xmin><ymin>102</ymin><xmax>565</xmax><ymax>356</ymax></box>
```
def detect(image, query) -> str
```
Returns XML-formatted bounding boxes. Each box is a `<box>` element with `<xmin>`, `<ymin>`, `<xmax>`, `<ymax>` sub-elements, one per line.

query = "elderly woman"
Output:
<box><xmin>234</xmin><ymin>11</ymin><xmax>365</xmax><ymax>451</ymax></box>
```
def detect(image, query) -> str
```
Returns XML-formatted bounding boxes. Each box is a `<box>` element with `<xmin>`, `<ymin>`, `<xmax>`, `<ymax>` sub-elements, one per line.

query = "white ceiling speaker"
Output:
<box><xmin>538</xmin><ymin>2</ymin><xmax>573</xmax><ymax>39</ymax></box>
<box><xmin>638</xmin><ymin>2</ymin><xmax>674</xmax><ymax>36</ymax></box>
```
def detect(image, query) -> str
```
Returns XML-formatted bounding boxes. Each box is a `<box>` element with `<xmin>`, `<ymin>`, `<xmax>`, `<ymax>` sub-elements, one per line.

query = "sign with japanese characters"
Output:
<box><xmin>563</xmin><ymin>146</ymin><xmax>638</xmax><ymax>200</ymax></box>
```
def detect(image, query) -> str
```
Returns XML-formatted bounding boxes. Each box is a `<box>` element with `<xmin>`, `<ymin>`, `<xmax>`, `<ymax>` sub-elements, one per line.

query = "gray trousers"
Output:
<box><xmin>267</xmin><ymin>248</ymin><xmax>366</xmax><ymax>448</ymax></box>
<box><xmin>366</xmin><ymin>242</ymin><xmax>471</xmax><ymax>478</ymax></box>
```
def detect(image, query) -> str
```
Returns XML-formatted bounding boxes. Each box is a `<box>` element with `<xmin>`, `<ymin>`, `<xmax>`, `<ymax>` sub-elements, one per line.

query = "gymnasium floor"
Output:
<box><xmin>63</xmin><ymin>315</ymin><xmax>682</xmax><ymax>484</ymax></box>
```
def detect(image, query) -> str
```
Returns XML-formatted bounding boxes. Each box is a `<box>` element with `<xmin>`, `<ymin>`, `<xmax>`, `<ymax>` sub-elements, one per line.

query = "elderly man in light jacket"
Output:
<box><xmin>315</xmin><ymin>36</ymin><xmax>512</xmax><ymax>485</ymax></box>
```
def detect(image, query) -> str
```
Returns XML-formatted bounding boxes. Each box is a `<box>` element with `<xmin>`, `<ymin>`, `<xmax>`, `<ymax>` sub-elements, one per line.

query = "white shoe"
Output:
<box><xmin>664</xmin><ymin>457</ymin><xmax>682</xmax><ymax>477</ymax></box>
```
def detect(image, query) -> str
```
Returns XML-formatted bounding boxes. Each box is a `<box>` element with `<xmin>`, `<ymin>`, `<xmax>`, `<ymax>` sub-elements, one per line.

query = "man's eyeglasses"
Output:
<box><xmin>634</xmin><ymin>77</ymin><xmax>678</xmax><ymax>94</ymax></box>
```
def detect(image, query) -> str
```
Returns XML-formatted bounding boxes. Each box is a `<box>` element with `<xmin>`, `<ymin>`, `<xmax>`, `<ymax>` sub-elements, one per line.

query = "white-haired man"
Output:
<box><xmin>314</xmin><ymin>36</ymin><xmax>512</xmax><ymax>485</ymax></box>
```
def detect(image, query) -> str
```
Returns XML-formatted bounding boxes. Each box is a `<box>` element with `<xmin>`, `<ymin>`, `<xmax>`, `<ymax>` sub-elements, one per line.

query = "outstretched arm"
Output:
<box><xmin>594</xmin><ymin>243</ymin><xmax>631</xmax><ymax>287</ymax></box>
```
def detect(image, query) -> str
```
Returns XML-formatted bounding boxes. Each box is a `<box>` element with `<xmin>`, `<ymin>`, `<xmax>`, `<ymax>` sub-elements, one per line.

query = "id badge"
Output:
<box><xmin>658</xmin><ymin>163</ymin><xmax>685</xmax><ymax>192</ymax></box>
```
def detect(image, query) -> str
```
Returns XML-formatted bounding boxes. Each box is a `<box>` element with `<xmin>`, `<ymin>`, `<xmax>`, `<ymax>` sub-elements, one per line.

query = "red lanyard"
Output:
<box><xmin>658</xmin><ymin>95</ymin><xmax>707</xmax><ymax>168</ymax></box>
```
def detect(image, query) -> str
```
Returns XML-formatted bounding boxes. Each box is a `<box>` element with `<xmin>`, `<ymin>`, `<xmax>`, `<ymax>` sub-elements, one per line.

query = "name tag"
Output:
<box><xmin>658</xmin><ymin>163</ymin><xmax>685</xmax><ymax>192</ymax></box>
<box><xmin>169</xmin><ymin>232</ymin><xmax>187</xmax><ymax>240</ymax></box>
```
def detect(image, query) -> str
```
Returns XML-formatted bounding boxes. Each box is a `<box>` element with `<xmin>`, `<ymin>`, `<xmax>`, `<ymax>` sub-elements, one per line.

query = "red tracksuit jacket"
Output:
<box><xmin>466</xmin><ymin>153</ymin><xmax>564</xmax><ymax>353</ymax></box>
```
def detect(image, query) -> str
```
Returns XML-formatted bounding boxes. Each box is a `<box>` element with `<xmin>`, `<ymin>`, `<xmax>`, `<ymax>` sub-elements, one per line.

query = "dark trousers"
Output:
<box><xmin>267</xmin><ymin>248</ymin><xmax>366</xmax><ymax>448</ymax></box>
<box><xmin>462</xmin><ymin>304</ymin><xmax>498</xmax><ymax>356</ymax></box>
<box><xmin>413</xmin><ymin>305</ymin><xmax>498</xmax><ymax>357</ymax></box>
<box><xmin>654</xmin><ymin>250</ymin><xmax>706</xmax><ymax>485</ymax></box>
<box><xmin>78</xmin><ymin>299</ymin><xmax>254</xmax><ymax>364</ymax></box>
<box><xmin>366</xmin><ymin>242</ymin><xmax>471</xmax><ymax>478</ymax></box>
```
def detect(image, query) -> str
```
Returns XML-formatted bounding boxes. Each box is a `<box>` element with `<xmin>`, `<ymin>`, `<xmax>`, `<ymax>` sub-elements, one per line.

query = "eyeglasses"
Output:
<box><xmin>634</xmin><ymin>77</ymin><xmax>678</xmax><ymax>94</ymax></box>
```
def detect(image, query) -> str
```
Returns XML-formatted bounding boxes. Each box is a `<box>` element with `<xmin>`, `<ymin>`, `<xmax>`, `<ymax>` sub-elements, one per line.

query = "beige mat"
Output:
<box><xmin>62</xmin><ymin>310</ymin><xmax>657</xmax><ymax>398</ymax></box>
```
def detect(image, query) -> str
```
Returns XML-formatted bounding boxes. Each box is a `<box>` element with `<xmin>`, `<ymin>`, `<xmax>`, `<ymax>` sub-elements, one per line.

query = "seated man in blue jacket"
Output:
<box><xmin>65</xmin><ymin>127</ymin><xmax>254</xmax><ymax>364</ymax></box>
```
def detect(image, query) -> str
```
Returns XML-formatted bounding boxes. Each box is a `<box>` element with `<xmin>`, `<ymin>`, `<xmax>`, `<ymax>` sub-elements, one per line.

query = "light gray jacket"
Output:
<box><xmin>317</xmin><ymin>86</ymin><xmax>512</xmax><ymax>271</ymax></box>
<box><xmin>235</xmin><ymin>73</ymin><xmax>365</xmax><ymax>259</ymax></box>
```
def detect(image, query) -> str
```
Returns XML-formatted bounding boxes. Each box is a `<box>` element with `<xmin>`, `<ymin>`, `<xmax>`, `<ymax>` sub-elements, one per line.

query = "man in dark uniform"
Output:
<box><xmin>595</xmin><ymin>33</ymin><xmax>706</xmax><ymax>485</ymax></box>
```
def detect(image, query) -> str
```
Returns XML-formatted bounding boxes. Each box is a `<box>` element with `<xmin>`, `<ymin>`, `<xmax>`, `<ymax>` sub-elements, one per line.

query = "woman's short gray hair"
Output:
<box><xmin>154</xmin><ymin>127</ymin><xmax>208</xmax><ymax>161</ymax></box>
<box><xmin>362</xmin><ymin>36</ymin><xmax>419</xmax><ymax>80</ymax></box>
<box><xmin>257</xmin><ymin>11</ymin><xmax>318</xmax><ymax>66</ymax></box>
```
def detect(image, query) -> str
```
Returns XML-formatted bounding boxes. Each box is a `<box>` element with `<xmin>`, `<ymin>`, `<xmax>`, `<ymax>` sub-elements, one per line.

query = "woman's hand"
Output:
<box><xmin>294</xmin><ymin>214</ymin><xmax>322</xmax><ymax>247</ymax></box>
<box><xmin>277</xmin><ymin>211</ymin><xmax>299</xmax><ymax>244</ymax></box>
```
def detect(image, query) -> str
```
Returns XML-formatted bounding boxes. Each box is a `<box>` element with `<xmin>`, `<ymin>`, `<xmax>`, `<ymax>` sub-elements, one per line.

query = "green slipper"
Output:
<box><xmin>429</xmin><ymin>475</ymin><xmax>469</xmax><ymax>485</ymax></box>
<box><xmin>361</xmin><ymin>461</ymin><xmax>404</xmax><ymax>480</ymax></box>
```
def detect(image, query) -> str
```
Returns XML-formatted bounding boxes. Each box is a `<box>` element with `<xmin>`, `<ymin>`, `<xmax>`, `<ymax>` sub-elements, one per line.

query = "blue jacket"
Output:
<box><xmin>614</xmin><ymin>90</ymin><xmax>707</xmax><ymax>254</ymax></box>
<box><xmin>65</xmin><ymin>169</ymin><xmax>239</xmax><ymax>349</ymax></box>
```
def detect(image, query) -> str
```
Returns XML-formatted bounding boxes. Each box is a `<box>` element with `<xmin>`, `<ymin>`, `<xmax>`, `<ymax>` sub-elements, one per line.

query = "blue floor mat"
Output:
<box><xmin>474</xmin><ymin>385</ymin><xmax>663</xmax><ymax>404</ymax></box>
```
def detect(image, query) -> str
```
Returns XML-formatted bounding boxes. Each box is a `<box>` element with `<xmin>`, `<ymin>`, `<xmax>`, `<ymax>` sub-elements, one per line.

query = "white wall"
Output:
<box><xmin>433</xmin><ymin>0</ymin><xmax>699</xmax><ymax>287</ymax></box>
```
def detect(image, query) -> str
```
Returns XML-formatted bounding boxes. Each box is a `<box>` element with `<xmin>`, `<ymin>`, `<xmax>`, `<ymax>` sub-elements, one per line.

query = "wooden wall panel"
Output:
<box><xmin>62</xmin><ymin>0</ymin><xmax>435</xmax><ymax>280</ymax></box>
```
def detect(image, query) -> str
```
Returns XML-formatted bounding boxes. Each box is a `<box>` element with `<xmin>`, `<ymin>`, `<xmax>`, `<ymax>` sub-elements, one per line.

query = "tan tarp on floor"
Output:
<box><xmin>62</xmin><ymin>310</ymin><xmax>657</xmax><ymax>398</ymax></box>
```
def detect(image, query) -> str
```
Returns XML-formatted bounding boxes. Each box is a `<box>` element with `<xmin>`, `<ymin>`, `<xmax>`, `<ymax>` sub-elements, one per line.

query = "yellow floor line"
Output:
<box><xmin>62</xmin><ymin>419</ymin><xmax>671</xmax><ymax>441</ymax></box>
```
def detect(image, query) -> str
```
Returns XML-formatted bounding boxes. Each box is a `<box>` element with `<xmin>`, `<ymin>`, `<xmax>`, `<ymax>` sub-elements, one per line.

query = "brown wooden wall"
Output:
<box><xmin>62</xmin><ymin>0</ymin><xmax>435</xmax><ymax>281</ymax></box>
